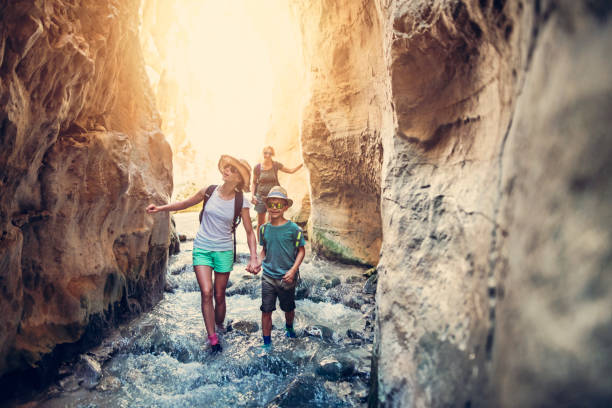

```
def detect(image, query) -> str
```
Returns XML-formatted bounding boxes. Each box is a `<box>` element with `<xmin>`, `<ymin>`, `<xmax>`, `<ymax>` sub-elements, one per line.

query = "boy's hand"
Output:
<box><xmin>282</xmin><ymin>269</ymin><xmax>296</xmax><ymax>284</ymax></box>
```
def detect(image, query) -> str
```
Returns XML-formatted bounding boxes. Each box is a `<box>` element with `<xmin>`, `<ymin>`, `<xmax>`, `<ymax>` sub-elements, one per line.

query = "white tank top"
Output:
<box><xmin>193</xmin><ymin>187</ymin><xmax>251</xmax><ymax>251</ymax></box>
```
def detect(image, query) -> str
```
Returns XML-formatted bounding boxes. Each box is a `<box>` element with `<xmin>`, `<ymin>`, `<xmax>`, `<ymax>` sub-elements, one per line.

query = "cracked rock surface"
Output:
<box><xmin>0</xmin><ymin>0</ymin><xmax>172</xmax><ymax>382</ymax></box>
<box><xmin>295</xmin><ymin>0</ymin><xmax>612</xmax><ymax>406</ymax></box>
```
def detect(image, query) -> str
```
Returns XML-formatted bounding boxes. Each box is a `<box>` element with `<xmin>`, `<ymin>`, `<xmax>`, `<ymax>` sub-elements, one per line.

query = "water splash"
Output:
<box><xmin>23</xmin><ymin>213</ymin><xmax>375</xmax><ymax>407</ymax></box>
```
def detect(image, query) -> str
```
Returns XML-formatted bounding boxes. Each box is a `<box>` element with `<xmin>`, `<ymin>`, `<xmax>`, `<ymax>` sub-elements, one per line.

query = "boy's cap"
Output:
<box><xmin>265</xmin><ymin>186</ymin><xmax>293</xmax><ymax>207</ymax></box>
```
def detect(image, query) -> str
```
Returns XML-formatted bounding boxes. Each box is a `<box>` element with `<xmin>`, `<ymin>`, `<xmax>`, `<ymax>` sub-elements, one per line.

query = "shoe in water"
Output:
<box><xmin>261</xmin><ymin>343</ymin><xmax>272</xmax><ymax>352</ymax></box>
<box><xmin>285</xmin><ymin>327</ymin><xmax>297</xmax><ymax>338</ymax></box>
<box><xmin>210</xmin><ymin>343</ymin><xmax>223</xmax><ymax>354</ymax></box>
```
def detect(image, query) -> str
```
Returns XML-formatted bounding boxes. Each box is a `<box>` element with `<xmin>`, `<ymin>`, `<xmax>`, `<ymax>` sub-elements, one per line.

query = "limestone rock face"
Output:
<box><xmin>295</xmin><ymin>0</ymin><xmax>612</xmax><ymax>406</ymax></box>
<box><xmin>375</xmin><ymin>1</ymin><xmax>526</xmax><ymax>405</ymax></box>
<box><xmin>374</xmin><ymin>1</ymin><xmax>612</xmax><ymax>406</ymax></box>
<box><xmin>493</xmin><ymin>3</ymin><xmax>612</xmax><ymax>406</ymax></box>
<box><xmin>294</xmin><ymin>0</ymin><xmax>386</xmax><ymax>266</ymax></box>
<box><xmin>0</xmin><ymin>0</ymin><xmax>172</xmax><ymax>378</ymax></box>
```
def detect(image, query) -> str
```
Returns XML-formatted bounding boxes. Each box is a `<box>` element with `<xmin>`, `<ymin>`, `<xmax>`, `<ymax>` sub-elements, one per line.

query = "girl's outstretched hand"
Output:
<box><xmin>146</xmin><ymin>204</ymin><xmax>159</xmax><ymax>214</ymax></box>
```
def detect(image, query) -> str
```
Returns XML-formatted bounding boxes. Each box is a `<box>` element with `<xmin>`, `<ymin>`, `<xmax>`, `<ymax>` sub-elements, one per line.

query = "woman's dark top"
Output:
<box><xmin>255</xmin><ymin>161</ymin><xmax>283</xmax><ymax>197</ymax></box>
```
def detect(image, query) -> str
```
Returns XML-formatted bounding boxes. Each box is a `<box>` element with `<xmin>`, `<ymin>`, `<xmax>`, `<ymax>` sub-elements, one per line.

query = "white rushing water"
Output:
<box><xmin>29</xmin><ymin>212</ymin><xmax>375</xmax><ymax>408</ymax></box>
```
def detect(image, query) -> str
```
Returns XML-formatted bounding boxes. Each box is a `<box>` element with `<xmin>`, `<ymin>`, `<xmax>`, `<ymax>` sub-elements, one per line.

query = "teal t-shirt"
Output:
<box><xmin>259</xmin><ymin>221</ymin><xmax>306</xmax><ymax>279</ymax></box>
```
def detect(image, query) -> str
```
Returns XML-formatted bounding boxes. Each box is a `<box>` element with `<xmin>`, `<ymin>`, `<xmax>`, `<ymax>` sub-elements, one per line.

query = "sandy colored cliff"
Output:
<box><xmin>0</xmin><ymin>0</ymin><xmax>172</xmax><ymax>378</ymax></box>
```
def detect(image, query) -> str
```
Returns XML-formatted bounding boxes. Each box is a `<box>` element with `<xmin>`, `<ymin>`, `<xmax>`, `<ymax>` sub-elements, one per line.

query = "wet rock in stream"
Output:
<box><xmin>164</xmin><ymin>281</ymin><xmax>178</xmax><ymax>293</ymax></box>
<box><xmin>14</xmin><ymin>215</ymin><xmax>376</xmax><ymax>407</ymax></box>
<box><xmin>265</xmin><ymin>374</ymin><xmax>321</xmax><ymax>407</ymax></box>
<box><xmin>58</xmin><ymin>355</ymin><xmax>102</xmax><ymax>392</ymax></box>
<box><xmin>316</xmin><ymin>357</ymin><xmax>356</xmax><ymax>381</ymax></box>
<box><xmin>362</xmin><ymin>273</ymin><xmax>377</xmax><ymax>295</ymax></box>
<box><xmin>304</xmin><ymin>325</ymin><xmax>336</xmax><ymax>342</ymax></box>
<box><xmin>232</xmin><ymin>320</ymin><xmax>259</xmax><ymax>333</ymax></box>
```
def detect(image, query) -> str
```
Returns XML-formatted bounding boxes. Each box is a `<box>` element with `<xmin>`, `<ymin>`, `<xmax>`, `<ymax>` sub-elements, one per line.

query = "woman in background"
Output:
<box><xmin>251</xmin><ymin>146</ymin><xmax>303</xmax><ymax>242</ymax></box>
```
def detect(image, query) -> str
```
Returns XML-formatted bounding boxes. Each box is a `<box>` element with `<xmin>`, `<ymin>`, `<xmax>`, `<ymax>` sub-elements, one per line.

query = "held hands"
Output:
<box><xmin>246</xmin><ymin>257</ymin><xmax>262</xmax><ymax>275</ymax></box>
<box><xmin>250</xmin><ymin>197</ymin><xmax>258</xmax><ymax>206</ymax></box>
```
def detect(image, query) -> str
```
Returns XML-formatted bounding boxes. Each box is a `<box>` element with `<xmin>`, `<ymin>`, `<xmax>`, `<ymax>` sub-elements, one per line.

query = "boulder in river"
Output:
<box><xmin>304</xmin><ymin>325</ymin><xmax>334</xmax><ymax>341</ymax></box>
<box><xmin>362</xmin><ymin>273</ymin><xmax>377</xmax><ymax>295</ymax></box>
<box><xmin>343</xmin><ymin>294</ymin><xmax>365</xmax><ymax>310</ymax></box>
<box><xmin>232</xmin><ymin>320</ymin><xmax>259</xmax><ymax>333</ymax></box>
<box><xmin>316</xmin><ymin>357</ymin><xmax>356</xmax><ymax>381</ymax></box>
<box><xmin>75</xmin><ymin>354</ymin><xmax>102</xmax><ymax>390</ymax></box>
<box><xmin>266</xmin><ymin>374</ymin><xmax>319</xmax><ymax>406</ymax></box>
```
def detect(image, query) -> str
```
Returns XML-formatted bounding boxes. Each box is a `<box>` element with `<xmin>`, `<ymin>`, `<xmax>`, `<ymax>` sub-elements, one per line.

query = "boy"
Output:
<box><xmin>255</xmin><ymin>186</ymin><xmax>306</xmax><ymax>350</ymax></box>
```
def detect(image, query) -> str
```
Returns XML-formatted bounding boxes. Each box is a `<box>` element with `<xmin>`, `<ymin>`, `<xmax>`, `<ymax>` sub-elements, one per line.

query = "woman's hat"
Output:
<box><xmin>265</xmin><ymin>186</ymin><xmax>293</xmax><ymax>207</ymax></box>
<box><xmin>218</xmin><ymin>155</ymin><xmax>251</xmax><ymax>192</ymax></box>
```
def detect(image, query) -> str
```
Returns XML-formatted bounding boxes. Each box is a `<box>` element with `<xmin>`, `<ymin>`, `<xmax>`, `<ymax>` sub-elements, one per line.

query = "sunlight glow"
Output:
<box><xmin>140</xmin><ymin>0</ymin><xmax>303</xmax><ymax>197</ymax></box>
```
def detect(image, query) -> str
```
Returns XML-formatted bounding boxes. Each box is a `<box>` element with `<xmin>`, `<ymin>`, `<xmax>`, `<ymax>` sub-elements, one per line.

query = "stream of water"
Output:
<box><xmin>16</xmin><ymin>212</ymin><xmax>376</xmax><ymax>407</ymax></box>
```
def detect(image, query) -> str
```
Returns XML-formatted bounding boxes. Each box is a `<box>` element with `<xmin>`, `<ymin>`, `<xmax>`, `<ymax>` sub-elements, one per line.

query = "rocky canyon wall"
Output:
<box><xmin>375</xmin><ymin>0</ymin><xmax>527</xmax><ymax>405</ymax></box>
<box><xmin>0</xmin><ymin>0</ymin><xmax>172</xmax><ymax>382</ymax></box>
<box><xmin>296</xmin><ymin>0</ymin><xmax>611</xmax><ymax>406</ymax></box>
<box><xmin>294</xmin><ymin>0</ymin><xmax>385</xmax><ymax>266</ymax></box>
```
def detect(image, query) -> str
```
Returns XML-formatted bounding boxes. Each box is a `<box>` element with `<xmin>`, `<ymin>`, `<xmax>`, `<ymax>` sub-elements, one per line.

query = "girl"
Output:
<box><xmin>147</xmin><ymin>155</ymin><xmax>259</xmax><ymax>353</ymax></box>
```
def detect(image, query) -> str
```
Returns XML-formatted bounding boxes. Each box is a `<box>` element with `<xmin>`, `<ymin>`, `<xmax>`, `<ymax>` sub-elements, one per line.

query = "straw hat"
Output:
<box><xmin>218</xmin><ymin>155</ymin><xmax>251</xmax><ymax>192</ymax></box>
<box><xmin>265</xmin><ymin>186</ymin><xmax>293</xmax><ymax>207</ymax></box>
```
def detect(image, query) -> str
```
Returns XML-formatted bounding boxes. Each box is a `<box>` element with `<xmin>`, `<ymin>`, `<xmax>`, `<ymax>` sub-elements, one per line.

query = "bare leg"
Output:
<box><xmin>262</xmin><ymin>312</ymin><xmax>273</xmax><ymax>337</ymax></box>
<box><xmin>214</xmin><ymin>271</ymin><xmax>231</xmax><ymax>327</ymax></box>
<box><xmin>285</xmin><ymin>310</ymin><xmax>295</xmax><ymax>327</ymax></box>
<box><xmin>194</xmin><ymin>265</ymin><xmax>215</xmax><ymax>336</ymax></box>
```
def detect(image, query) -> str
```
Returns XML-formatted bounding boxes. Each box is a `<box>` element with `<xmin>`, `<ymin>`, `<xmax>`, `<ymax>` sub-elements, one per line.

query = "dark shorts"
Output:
<box><xmin>261</xmin><ymin>273</ymin><xmax>297</xmax><ymax>313</ymax></box>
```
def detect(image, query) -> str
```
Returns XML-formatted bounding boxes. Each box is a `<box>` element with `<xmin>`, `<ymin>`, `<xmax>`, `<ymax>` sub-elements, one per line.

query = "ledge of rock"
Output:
<box><xmin>295</xmin><ymin>0</ymin><xmax>385</xmax><ymax>266</ymax></box>
<box><xmin>0</xmin><ymin>0</ymin><xmax>172</xmax><ymax>381</ymax></box>
<box><xmin>295</xmin><ymin>0</ymin><xmax>612</xmax><ymax>406</ymax></box>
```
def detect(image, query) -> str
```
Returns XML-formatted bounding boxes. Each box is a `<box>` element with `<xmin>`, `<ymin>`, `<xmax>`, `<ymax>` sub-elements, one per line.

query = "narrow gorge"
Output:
<box><xmin>1</xmin><ymin>0</ymin><xmax>611</xmax><ymax>407</ymax></box>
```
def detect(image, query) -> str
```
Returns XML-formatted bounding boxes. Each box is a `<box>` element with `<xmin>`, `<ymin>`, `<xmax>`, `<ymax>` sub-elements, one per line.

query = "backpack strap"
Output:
<box><xmin>232</xmin><ymin>191</ymin><xmax>244</xmax><ymax>232</ymax></box>
<box><xmin>198</xmin><ymin>185</ymin><xmax>217</xmax><ymax>223</ymax></box>
<box><xmin>294</xmin><ymin>226</ymin><xmax>303</xmax><ymax>266</ymax></box>
<box><xmin>293</xmin><ymin>225</ymin><xmax>303</xmax><ymax>280</ymax></box>
<box><xmin>260</xmin><ymin>223</ymin><xmax>267</xmax><ymax>252</ymax></box>
<box><xmin>295</xmin><ymin>228</ymin><xmax>302</xmax><ymax>251</ymax></box>
<box><xmin>254</xmin><ymin>163</ymin><xmax>261</xmax><ymax>193</ymax></box>
<box><xmin>231</xmin><ymin>191</ymin><xmax>244</xmax><ymax>262</ymax></box>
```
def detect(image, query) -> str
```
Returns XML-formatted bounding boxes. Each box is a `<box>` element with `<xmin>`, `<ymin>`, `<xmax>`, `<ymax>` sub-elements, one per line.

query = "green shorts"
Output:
<box><xmin>193</xmin><ymin>248</ymin><xmax>234</xmax><ymax>273</ymax></box>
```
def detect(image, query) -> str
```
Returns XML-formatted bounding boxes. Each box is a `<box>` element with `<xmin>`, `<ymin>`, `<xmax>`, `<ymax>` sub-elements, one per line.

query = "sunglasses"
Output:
<box><xmin>266</xmin><ymin>202</ymin><xmax>286</xmax><ymax>209</ymax></box>
<box><xmin>224</xmin><ymin>165</ymin><xmax>238</xmax><ymax>174</ymax></box>
<box><xmin>263</xmin><ymin>151</ymin><xmax>273</xmax><ymax>156</ymax></box>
